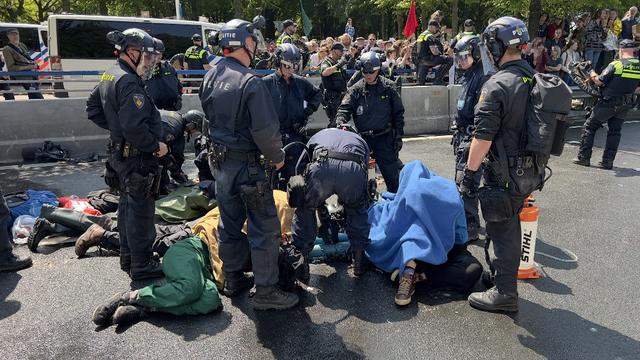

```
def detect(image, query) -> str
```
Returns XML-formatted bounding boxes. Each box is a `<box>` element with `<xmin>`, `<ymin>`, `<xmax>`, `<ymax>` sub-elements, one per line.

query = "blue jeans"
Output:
<box><xmin>584</xmin><ymin>49</ymin><xmax>602</xmax><ymax>67</ymax></box>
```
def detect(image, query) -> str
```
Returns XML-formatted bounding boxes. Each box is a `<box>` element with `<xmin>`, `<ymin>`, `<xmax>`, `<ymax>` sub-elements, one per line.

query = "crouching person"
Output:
<box><xmin>92</xmin><ymin>236</ymin><xmax>222</xmax><ymax>326</ymax></box>
<box><xmin>290</xmin><ymin>126</ymin><xmax>371</xmax><ymax>278</ymax></box>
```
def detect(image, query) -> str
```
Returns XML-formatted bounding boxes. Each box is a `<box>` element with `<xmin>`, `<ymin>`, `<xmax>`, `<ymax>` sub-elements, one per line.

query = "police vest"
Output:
<box><xmin>602</xmin><ymin>58</ymin><xmax>640</xmax><ymax>97</ymax></box>
<box><xmin>416</xmin><ymin>31</ymin><xmax>432</xmax><ymax>43</ymax></box>
<box><xmin>456</xmin><ymin>31</ymin><xmax>476</xmax><ymax>40</ymax></box>
<box><xmin>185</xmin><ymin>46</ymin><xmax>207</xmax><ymax>70</ymax></box>
<box><xmin>321</xmin><ymin>58</ymin><xmax>347</xmax><ymax>92</ymax></box>
<box><xmin>276</xmin><ymin>34</ymin><xmax>292</xmax><ymax>47</ymax></box>
<box><xmin>415</xmin><ymin>31</ymin><xmax>434</xmax><ymax>60</ymax></box>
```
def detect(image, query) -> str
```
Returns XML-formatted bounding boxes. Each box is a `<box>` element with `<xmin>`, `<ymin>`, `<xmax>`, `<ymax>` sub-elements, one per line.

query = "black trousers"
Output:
<box><xmin>417</xmin><ymin>245</ymin><xmax>483</xmax><ymax>293</ymax></box>
<box><xmin>578</xmin><ymin>99</ymin><xmax>628</xmax><ymax>164</ymax></box>
<box><xmin>417</xmin><ymin>56</ymin><xmax>452</xmax><ymax>85</ymax></box>
<box><xmin>363</xmin><ymin>132</ymin><xmax>400</xmax><ymax>193</ymax></box>
<box><xmin>323</xmin><ymin>90</ymin><xmax>343</xmax><ymax>126</ymax></box>
<box><xmin>0</xmin><ymin>189</ymin><xmax>13</xmax><ymax>257</ymax></box>
<box><xmin>453</xmin><ymin>131</ymin><xmax>483</xmax><ymax>238</ymax></box>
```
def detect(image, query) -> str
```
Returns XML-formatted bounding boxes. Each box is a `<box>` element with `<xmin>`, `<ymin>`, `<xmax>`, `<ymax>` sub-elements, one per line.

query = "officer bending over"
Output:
<box><xmin>574</xmin><ymin>39</ymin><xmax>640</xmax><ymax>170</ymax></box>
<box><xmin>158</xmin><ymin>110</ymin><xmax>205</xmax><ymax>194</ymax></box>
<box><xmin>263</xmin><ymin>44</ymin><xmax>322</xmax><ymax>190</ymax></box>
<box><xmin>290</xmin><ymin>127</ymin><xmax>371</xmax><ymax>277</ymax></box>
<box><xmin>336</xmin><ymin>51</ymin><xmax>405</xmax><ymax>193</ymax></box>
<box><xmin>145</xmin><ymin>38</ymin><xmax>183</xmax><ymax>111</ymax></box>
<box><xmin>200</xmin><ymin>18</ymin><xmax>298</xmax><ymax>310</ymax></box>
<box><xmin>320</xmin><ymin>43</ymin><xmax>350</xmax><ymax>127</ymax></box>
<box><xmin>415</xmin><ymin>20</ymin><xmax>452</xmax><ymax>85</ymax></box>
<box><xmin>452</xmin><ymin>35</ymin><xmax>491</xmax><ymax>241</ymax></box>
<box><xmin>86</xmin><ymin>28</ymin><xmax>167</xmax><ymax>280</ymax></box>
<box><xmin>459</xmin><ymin>17</ymin><xmax>534</xmax><ymax>312</ymax></box>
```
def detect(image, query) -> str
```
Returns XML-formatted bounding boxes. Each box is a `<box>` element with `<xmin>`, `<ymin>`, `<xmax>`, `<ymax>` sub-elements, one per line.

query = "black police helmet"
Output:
<box><xmin>274</xmin><ymin>43</ymin><xmax>302</xmax><ymax>68</ymax></box>
<box><xmin>192</xmin><ymin>33</ymin><xmax>202</xmax><ymax>41</ymax></box>
<box><xmin>152</xmin><ymin>38</ymin><xmax>165</xmax><ymax>54</ymax></box>
<box><xmin>282</xmin><ymin>19</ymin><xmax>296</xmax><ymax>29</ymax></box>
<box><xmin>107</xmin><ymin>28</ymin><xmax>154</xmax><ymax>53</ymax></box>
<box><xmin>218</xmin><ymin>18</ymin><xmax>259</xmax><ymax>51</ymax></box>
<box><xmin>183</xmin><ymin>110</ymin><xmax>205</xmax><ymax>133</ymax></box>
<box><xmin>482</xmin><ymin>16</ymin><xmax>529</xmax><ymax>62</ymax></box>
<box><xmin>454</xmin><ymin>35</ymin><xmax>481</xmax><ymax>62</ymax></box>
<box><xmin>358</xmin><ymin>51</ymin><xmax>382</xmax><ymax>74</ymax></box>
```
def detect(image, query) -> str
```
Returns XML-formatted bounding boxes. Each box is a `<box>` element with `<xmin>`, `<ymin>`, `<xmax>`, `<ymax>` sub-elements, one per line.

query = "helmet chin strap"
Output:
<box><xmin>124</xmin><ymin>48</ymin><xmax>141</xmax><ymax>68</ymax></box>
<box><xmin>243</xmin><ymin>42</ymin><xmax>257</xmax><ymax>67</ymax></box>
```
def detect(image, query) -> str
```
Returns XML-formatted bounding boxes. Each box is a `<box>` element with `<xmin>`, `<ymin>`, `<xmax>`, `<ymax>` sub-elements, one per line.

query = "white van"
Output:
<box><xmin>47</xmin><ymin>14</ymin><xmax>223</xmax><ymax>94</ymax></box>
<box><xmin>0</xmin><ymin>22</ymin><xmax>49</xmax><ymax>71</ymax></box>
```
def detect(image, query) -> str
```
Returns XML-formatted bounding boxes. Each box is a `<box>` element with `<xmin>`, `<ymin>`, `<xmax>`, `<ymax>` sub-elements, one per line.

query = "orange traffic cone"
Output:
<box><xmin>518</xmin><ymin>196</ymin><xmax>541</xmax><ymax>280</ymax></box>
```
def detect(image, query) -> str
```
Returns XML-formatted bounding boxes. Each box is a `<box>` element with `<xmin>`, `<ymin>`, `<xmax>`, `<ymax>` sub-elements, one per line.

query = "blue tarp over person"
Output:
<box><xmin>366</xmin><ymin>160</ymin><xmax>481</xmax><ymax>306</ymax></box>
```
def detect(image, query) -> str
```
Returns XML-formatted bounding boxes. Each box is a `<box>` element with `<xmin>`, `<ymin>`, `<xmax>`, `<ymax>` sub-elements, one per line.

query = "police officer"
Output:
<box><xmin>450</xmin><ymin>19</ymin><xmax>477</xmax><ymax>49</ymax></box>
<box><xmin>86</xmin><ymin>28</ymin><xmax>166</xmax><ymax>280</ymax></box>
<box><xmin>145</xmin><ymin>38</ymin><xmax>183</xmax><ymax>111</ymax></box>
<box><xmin>453</xmin><ymin>35</ymin><xmax>490</xmax><ymax>241</ymax></box>
<box><xmin>336</xmin><ymin>52</ymin><xmax>405</xmax><ymax>193</ymax></box>
<box><xmin>185</xmin><ymin>33</ymin><xmax>211</xmax><ymax>92</ymax></box>
<box><xmin>320</xmin><ymin>43</ymin><xmax>350</xmax><ymax>127</ymax></box>
<box><xmin>263</xmin><ymin>44</ymin><xmax>322</xmax><ymax>190</ymax></box>
<box><xmin>200</xmin><ymin>18</ymin><xmax>298</xmax><ymax>310</ymax></box>
<box><xmin>158</xmin><ymin>110</ymin><xmax>205</xmax><ymax>194</ymax></box>
<box><xmin>290</xmin><ymin>127</ymin><xmax>371</xmax><ymax>277</ymax></box>
<box><xmin>0</xmin><ymin>189</ymin><xmax>32</xmax><ymax>272</ymax></box>
<box><xmin>415</xmin><ymin>20</ymin><xmax>453</xmax><ymax>85</ymax></box>
<box><xmin>276</xmin><ymin>19</ymin><xmax>296</xmax><ymax>47</ymax></box>
<box><xmin>573</xmin><ymin>39</ymin><xmax>640</xmax><ymax>170</ymax></box>
<box><xmin>459</xmin><ymin>17</ymin><xmax>534</xmax><ymax>312</ymax></box>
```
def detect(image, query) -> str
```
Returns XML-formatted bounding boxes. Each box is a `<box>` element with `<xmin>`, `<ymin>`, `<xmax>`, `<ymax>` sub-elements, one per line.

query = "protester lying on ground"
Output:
<box><xmin>92</xmin><ymin>190</ymin><xmax>306</xmax><ymax>326</ymax></box>
<box><xmin>366</xmin><ymin>160</ymin><xmax>481</xmax><ymax>306</ymax></box>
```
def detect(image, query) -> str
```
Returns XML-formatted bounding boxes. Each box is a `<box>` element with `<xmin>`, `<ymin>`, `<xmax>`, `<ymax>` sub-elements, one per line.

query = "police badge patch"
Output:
<box><xmin>133</xmin><ymin>94</ymin><xmax>145</xmax><ymax>109</ymax></box>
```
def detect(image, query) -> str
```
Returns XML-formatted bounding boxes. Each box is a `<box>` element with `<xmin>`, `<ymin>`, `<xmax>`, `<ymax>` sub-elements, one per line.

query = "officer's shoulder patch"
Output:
<box><xmin>478</xmin><ymin>88</ymin><xmax>487</xmax><ymax>103</ymax></box>
<box><xmin>133</xmin><ymin>94</ymin><xmax>145</xmax><ymax>109</ymax></box>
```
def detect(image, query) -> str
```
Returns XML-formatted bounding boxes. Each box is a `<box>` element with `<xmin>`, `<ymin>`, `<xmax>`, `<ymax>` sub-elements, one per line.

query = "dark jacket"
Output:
<box><xmin>456</xmin><ymin>61</ymin><xmax>490</xmax><ymax>128</ymax></box>
<box><xmin>145</xmin><ymin>60</ymin><xmax>183</xmax><ymax>111</ymax></box>
<box><xmin>473</xmin><ymin>59</ymin><xmax>535</xmax><ymax>156</ymax></box>
<box><xmin>262</xmin><ymin>72</ymin><xmax>322</xmax><ymax>132</ymax></box>
<box><xmin>335</xmin><ymin>77</ymin><xmax>405</xmax><ymax>135</ymax></box>
<box><xmin>297</xmin><ymin>128</ymin><xmax>370</xmax><ymax>170</ymax></box>
<box><xmin>86</xmin><ymin>59</ymin><xmax>161</xmax><ymax>153</ymax></box>
<box><xmin>199</xmin><ymin>57</ymin><xmax>284</xmax><ymax>163</ymax></box>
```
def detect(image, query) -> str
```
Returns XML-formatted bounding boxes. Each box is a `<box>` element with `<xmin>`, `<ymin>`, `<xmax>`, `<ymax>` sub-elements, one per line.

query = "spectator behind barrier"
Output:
<box><xmin>560</xmin><ymin>40</ymin><xmax>581</xmax><ymax>85</ymax></box>
<box><xmin>2</xmin><ymin>28</ymin><xmax>43</xmax><ymax>100</ymax></box>
<box><xmin>620</xmin><ymin>6</ymin><xmax>638</xmax><ymax>40</ymax></box>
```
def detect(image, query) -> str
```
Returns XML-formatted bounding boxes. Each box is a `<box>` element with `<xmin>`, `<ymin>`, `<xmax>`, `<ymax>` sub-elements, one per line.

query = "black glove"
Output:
<box><xmin>394</xmin><ymin>136</ymin><xmax>403</xmax><ymax>153</ymax></box>
<box><xmin>104</xmin><ymin>162</ymin><xmax>119</xmax><ymax>189</ymax></box>
<box><xmin>303</xmin><ymin>106</ymin><xmax>315</xmax><ymax>118</ymax></box>
<box><xmin>171</xmin><ymin>172</ymin><xmax>189</xmax><ymax>184</ymax></box>
<box><xmin>458</xmin><ymin>167</ymin><xmax>478</xmax><ymax>198</ymax></box>
<box><xmin>335</xmin><ymin>58</ymin><xmax>348</xmax><ymax>69</ymax></box>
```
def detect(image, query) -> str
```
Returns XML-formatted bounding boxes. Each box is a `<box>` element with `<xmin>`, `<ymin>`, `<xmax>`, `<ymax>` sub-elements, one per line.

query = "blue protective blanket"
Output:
<box><xmin>366</xmin><ymin>160</ymin><xmax>468</xmax><ymax>273</ymax></box>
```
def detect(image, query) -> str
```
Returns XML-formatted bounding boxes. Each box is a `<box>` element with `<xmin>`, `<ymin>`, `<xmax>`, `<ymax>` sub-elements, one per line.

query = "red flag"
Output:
<box><xmin>403</xmin><ymin>0</ymin><xmax>419</xmax><ymax>38</ymax></box>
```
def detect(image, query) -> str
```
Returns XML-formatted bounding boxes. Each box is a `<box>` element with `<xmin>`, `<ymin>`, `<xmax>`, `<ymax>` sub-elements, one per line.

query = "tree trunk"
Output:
<box><xmin>233</xmin><ymin>0</ymin><xmax>243</xmax><ymax>18</ymax></box>
<box><xmin>528</xmin><ymin>0</ymin><xmax>542</xmax><ymax>38</ymax></box>
<box><xmin>451</xmin><ymin>0</ymin><xmax>459</xmax><ymax>35</ymax></box>
<box><xmin>62</xmin><ymin>0</ymin><xmax>70</xmax><ymax>12</ymax></box>
<box><xmin>99</xmin><ymin>0</ymin><xmax>108</xmax><ymax>16</ymax></box>
<box><xmin>397</xmin><ymin>11</ymin><xmax>403</xmax><ymax>38</ymax></box>
<box><xmin>381</xmin><ymin>13</ymin><xmax>386</xmax><ymax>38</ymax></box>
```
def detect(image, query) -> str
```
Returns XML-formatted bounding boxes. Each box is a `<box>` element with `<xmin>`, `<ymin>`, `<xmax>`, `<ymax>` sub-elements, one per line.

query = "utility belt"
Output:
<box><xmin>312</xmin><ymin>148</ymin><xmax>365</xmax><ymax>168</ymax></box>
<box><xmin>601</xmin><ymin>94</ymin><xmax>636</xmax><ymax>106</ymax></box>
<box><xmin>108</xmin><ymin>141</ymin><xmax>147</xmax><ymax>158</ymax></box>
<box><xmin>359</xmin><ymin>127</ymin><xmax>391</xmax><ymax>138</ymax></box>
<box><xmin>485</xmin><ymin>152</ymin><xmax>546</xmax><ymax>196</ymax></box>
<box><xmin>208</xmin><ymin>143</ymin><xmax>260</xmax><ymax>170</ymax></box>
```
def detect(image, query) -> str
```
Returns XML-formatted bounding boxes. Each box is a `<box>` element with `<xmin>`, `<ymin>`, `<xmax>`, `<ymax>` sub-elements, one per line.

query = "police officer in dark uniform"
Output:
<box><xmin>0</xmin><ymin>189</ymin><xmax>32</xmax><ymax>272</ymax></box>
<box><xmin>415</xmin><ymin>20</ymin><xmax>453</xmax><ymax>85</ymax></box>
<box><xmin>452</xmin><ymin>35</ymin><xmax>491</xmax><ymax>241</ymax></box>
<box><xmin>290</xmin><ymin>127</ymin><xmax>371</xmax><ymax>277</ymax></box>
<box><xmin>459</xmin><ymin>17</ymin><xmax>534</xmax><ymax>312</ymax></box>
<box><xmin>450</xmin><ymin>19</ymin><xmax>477</xmax><ymax>49</ymax></box>
<box><xmin>320</xmin><ymin>43</ymin><xmax>350</xmax><ymax>127</ymax></box>
<box><xmin>276</xmin><ymin>19</ymin><xmax>296</xmax><ymax>47</ymax></box>
<box><xmin>263</xmin><ymin>44</ymin><xmax>322</xmax><ymax>190</ymax></box>
<box><xmin>86</xmin><ymin>28</ymin><xmax>166</xmax><ymax>280</ymax></box>
<box><xmin>336</xmin><ymin>51</ymin><xmax>405</xmax><ymax>193</ymax></box>
<box><xmin>145</xmin><ymin>38</ymin><xmax>183</xmax><ymax>111</ymax></box>
<box><xmin>185</xmin><ymin>33</ymin><xmax>211</xmax><ymax>92</ymax></box>
<box><xmin>158</xmin><ymin>110</ymin><xmax>205</xmax><ymax>194</ymax></box>
<box><xmin>574</xmin><ymin>39</ymin><xmax>640</xmax><ymax>170</ymax></box>
<box><xmin>200</xmin><ymin>18</ymin><xmax>298</xmax><ymax>310</ymax></box>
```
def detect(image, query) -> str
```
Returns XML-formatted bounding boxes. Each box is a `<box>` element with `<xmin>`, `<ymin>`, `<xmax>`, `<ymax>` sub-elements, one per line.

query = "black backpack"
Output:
<box><xmin>495</xmin><ymin>73</ymin><xmax>573</xmax><ymax>195</ymax></box>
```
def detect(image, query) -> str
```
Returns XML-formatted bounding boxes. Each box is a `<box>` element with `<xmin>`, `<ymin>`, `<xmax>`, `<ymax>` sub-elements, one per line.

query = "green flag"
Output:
<box><xmin>300</xmin><ymin>0</ymin><xmax>313</xmax><ymax>37</ymax></box>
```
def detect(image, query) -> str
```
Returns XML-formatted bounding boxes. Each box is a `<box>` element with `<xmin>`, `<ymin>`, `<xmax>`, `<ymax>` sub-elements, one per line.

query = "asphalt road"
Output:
<box><xmin>1</xmin><ymin>121</ymin><xmax>640</xmax><ymax>360</ymax></box>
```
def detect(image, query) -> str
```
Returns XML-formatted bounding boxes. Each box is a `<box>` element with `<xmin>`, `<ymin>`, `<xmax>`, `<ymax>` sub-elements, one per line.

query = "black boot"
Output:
<box><xmin>0</xmin><ymin>251</ymin><xmax>32</xmax><ymax>272</ymax></box>
<box><xmin>352</xmin><ymin>248</ymin><xmax>368</xmax><ymax>276</ymax></box>
<box><xmin>572</xmin><ymin>158</ymin><xmax>590</xmax><ymax>167</ymax></box>
<box><xmin>223</xmin><ymin>272</ymin><xmax>254</xmax><ymax>297</ymax></box>
<box><xmin>297</xmin><ymin>262</ymin><xmax>310</xmax><ymax>284</ymax></box>
<box><xmin>597</xmin><ymin>161</ymin><xmax>613</xmax><ymax>170</ymax></box>
<box><xmin>468</xmin><ymin>286</ymin><xmax>518</xmax><ymax>312</ymax></box>
<box><xmin>120</xmin><ymin>255</ymin><xmax>131</xmax><ymax>273</ymax></box>
<box><xmin>92</xmin><ymin>291</ymin><xmax>133</xmax><ymax>326</ymax></box>
<box><xmin>112</xmin><ymin>304</ymin><xmax>148</xmax><ymax>325</ymax></box>
<box><xmin>27</xmin><ymin>218</ymin><xmax>54</xmax><ymax>252</ymax></box>
<box><xmin>129</xmin><ymin>259</ymin><xmax>163</xmax><ymax>280</ymax></box>
<box><xmin>253</xmin><ymin>285</ymin><xmax>299</xmax><ymax>311</ymax></box>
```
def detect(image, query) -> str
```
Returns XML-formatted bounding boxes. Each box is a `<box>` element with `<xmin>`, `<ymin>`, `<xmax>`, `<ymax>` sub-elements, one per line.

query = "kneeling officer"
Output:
<box><xmin>200</xmin><ymin>18</ymin><xmax>298</xmax><ymax>310</ymax></box>
<box><xmin>290</xmin><ymin>127</ymin><xmax>371</xmax><ymax>277</ymax></box>
<box><xmin>86</xmin><ymin>28</ymin><xmax>167</xmax><ymax>280</ymax></box>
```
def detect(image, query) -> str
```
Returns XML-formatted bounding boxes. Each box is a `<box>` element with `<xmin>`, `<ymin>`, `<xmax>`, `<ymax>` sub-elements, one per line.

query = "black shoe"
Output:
<box><xmin>92</xmin><ymin>291</ymin><xmax>128</xmax><ymax>326</ymax></box>
<box><xmin>27</xmin><ymin>218</ymin><xmax>53</xmax><ymax>252</ymax></box>
<box><xmin>120</xmin><ymin>255</ymin><xmax>131</xmax><ymax>273</ymax></box>
<box><xmin>297</xmin><ymin>262</ymin><xmax>310</xmax><ymax>284</ymax></box>
<box><xmin>468</xmin><ymin>286</ymin><xmax>518</xmax><ymax>312</ymax></box>
<box><xmin>112</xmin><ymin>304</ymin><xmax>148</xmax><ymax>325</ymax></box>
<box><xmin>572</xmin><ymin>158</ymin><xmax>590</xmax><ymax>167</ymax></box>
<box><xmin>223</xmin><ymin>272</ymin><xmax>254</xmax><ymax>297</ymax></box>
<box><xmin>129</xmin><ymin>259</ymin><xmax>163</xmax><ymax>280</ymax></box>
<box><xmin>0</xmin><ymin>251</ymin><xmax>32</xmax><ymax>272</ymax></box>
<box><xmin>352</xmin><ymin>248</ymin><xmax>368</xmax><ymax>276</ymax></box>
<box><xmin>597</xmin><ymin>161</ymin><xmax>613</xmax><ymax>170</ymax></box>
<box><xmin>467</xmin><ymin>223</ymin><xmax>480</xmax><ymax>242</ymax></box>
<box><xmin>253</xmin><ymin>285</ymin><xmax>299</xmax><ymax>311</ymax></box>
